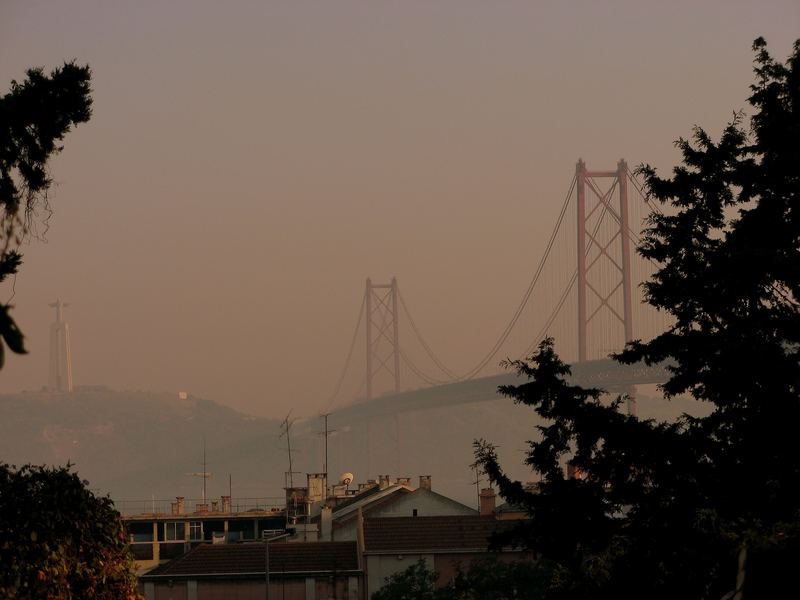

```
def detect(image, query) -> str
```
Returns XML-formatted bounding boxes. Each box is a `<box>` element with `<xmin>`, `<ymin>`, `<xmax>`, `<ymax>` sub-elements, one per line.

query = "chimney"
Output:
<box><xmin>176</xmin><ymin>496</ymin><xmax>185</xmax><ymax>515</ymax></box>
<box><xmin>221</xmin><ymin>495</ymin><xmax>231</xmax><ymax>513</ymax></box>
<box><xmin>321</xmin><ymin>506</ymin><xmax>333</xmax><ymax>542</ymax></box>
<box><xmin>479</xmin><ymin>488</ymin><xmax>496</xmax><ymax>516</ymax></box>
<box><xmin>378</xmin><ymin>475</ymin><xmax>391</xmax><ymax>490</ymax></box>
<box><xmin>419</xmin><ymin>475</ymin><xmax>432</xmax><ymax>491</ymax></box>
<box><xmin>307</xmin><ymin>473</ymin><xmax>325</xmax><ymax>502</ymax></box>
<box><xmin>211</xmin><ymin>500</ymin><xmax>219</xmax><ymax>512</ymax></box>
<box><xmin>397</xmin><ymin>477</ymin><xmax>411</xmax><ymax>487</ymax></box>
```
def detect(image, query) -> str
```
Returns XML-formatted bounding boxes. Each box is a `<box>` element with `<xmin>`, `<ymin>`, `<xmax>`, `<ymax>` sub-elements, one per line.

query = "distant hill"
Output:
<box><xmin>0</xmin><ymin>388</ymin><xmax>283</xmax><ymax>501</ymax></box>
<box><xmin>0</xmin><ymin>383</ymin><xmax>700</xmax><ymax>509</ymax></box>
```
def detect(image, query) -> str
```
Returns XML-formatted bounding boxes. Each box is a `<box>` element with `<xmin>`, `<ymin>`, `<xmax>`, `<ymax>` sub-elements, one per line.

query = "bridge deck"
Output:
<box><xmin>330</xmin><ymin>359</ymin><xmax>668</xmax><ymax>424</ymax></box>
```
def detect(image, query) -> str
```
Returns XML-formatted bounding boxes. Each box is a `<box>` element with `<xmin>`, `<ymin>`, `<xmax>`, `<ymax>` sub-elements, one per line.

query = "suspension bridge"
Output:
<box><xmin>321</xmin><ymin>159</ymin><xmax>670</xmax><ymax>420</ymax></box>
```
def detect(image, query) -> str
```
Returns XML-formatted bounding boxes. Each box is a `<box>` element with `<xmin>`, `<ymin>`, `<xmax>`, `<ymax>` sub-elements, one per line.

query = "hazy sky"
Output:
<box><xmin>0</xmin><ymin>1</ymin><xmax>797</xmax><ymax>417</ymax></box>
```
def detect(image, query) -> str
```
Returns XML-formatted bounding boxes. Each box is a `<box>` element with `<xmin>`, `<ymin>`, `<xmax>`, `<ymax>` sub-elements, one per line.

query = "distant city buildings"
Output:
<box><xmin>126</xmin><ymin>472</ymin><xmax>530</xmax><ymax>599</ymax></box>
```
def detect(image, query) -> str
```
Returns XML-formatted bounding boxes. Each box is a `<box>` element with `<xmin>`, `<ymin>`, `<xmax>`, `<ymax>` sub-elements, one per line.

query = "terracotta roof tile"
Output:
<box><xmin>142</xmin><ymin>541</ymin><xmax>359</xmax><ymax>578</ymax></box>
<box><xmin>363</xmin><ymin>515</ymin><xmax>510</xmax><ymax>553</ymax></box>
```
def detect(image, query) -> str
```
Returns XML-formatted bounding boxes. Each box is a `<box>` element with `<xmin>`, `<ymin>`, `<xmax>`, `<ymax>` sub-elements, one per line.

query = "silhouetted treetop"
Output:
<box><xmin>0</xmin><ymin>62</ymin><xmax>92</xmax><ymax>365</ymax></box>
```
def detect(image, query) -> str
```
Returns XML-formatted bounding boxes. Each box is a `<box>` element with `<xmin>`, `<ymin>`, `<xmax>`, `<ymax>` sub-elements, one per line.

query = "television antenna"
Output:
<box><xmin>279</xmin><ymin>411</ymin><xmax>296</xmax><ymax>487</ymax></box>
<box><xmin>186</xmin><ymin>437</ymin><xmax>211</xmax><ymax>503</ymax></box>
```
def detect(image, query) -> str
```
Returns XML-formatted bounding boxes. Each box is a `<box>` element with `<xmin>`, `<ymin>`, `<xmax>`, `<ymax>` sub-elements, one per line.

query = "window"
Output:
<box><xmin>189</xmin><ymin>521</ymin><xmax>203</xmax><ymax>541</ymax></box>
<box><xmin>164</xmin><ymin>522</ymin><xmax>185</xmax><ymax>541</ymax></box>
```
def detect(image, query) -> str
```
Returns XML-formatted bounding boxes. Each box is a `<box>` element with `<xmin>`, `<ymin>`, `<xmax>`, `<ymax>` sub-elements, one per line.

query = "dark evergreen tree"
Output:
<box><xmin>0</xmin><ymin>62</ymin><xmax>92</xmax><ymax>365</ymax></box>
<box><xmin>475</xmin><ymin>38</ymin><xmax>800</xmax><ymax>599</ymax></box>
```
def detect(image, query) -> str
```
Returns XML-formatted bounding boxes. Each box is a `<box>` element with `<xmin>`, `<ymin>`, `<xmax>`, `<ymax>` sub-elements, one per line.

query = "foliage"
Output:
<box><xmin>372</xmin><ymin>557</ymin><xmax>549</xmax><ymax>600</ymax></box>
<box><xmin>0</xmin><ymin>62</ymin><xmax>92</xmax><ymax>366</ymax></box>
<box><xmin>0</xmin><ymin>463</ymin><xmax>142</xmax><ymax>599</ymax></box>
<box><xmin>447</xmin><ymin>557</ymin><xmax>551</xmax><ymax>600</ymax></box>
<box><xmin>372</xmin><ymin>559</ymin><xmax>439</xmax><ymax>600</ymax></box>
<box><xmin>475</xmin><ymin>38</ymin><xmax>800</xmax><ymax>599</ymax></box>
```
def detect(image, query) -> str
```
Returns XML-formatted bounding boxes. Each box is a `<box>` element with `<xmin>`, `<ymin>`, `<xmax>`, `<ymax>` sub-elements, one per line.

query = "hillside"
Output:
<box><xmin>0</xmin><ymin>383</ymin><xmax>698</xmax><ymax>509</ymax></box>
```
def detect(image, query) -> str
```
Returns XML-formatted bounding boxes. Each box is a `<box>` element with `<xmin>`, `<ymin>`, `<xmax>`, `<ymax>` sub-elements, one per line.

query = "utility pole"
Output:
<box><xmin>264</xmin><ymin>531</ymin><xmax>291</xmax><ymax>600</ymax></box>
<box><xmin>323</xmin><ymin>413</ymin><xmax>329</xmax><ymax>478</ymax></box>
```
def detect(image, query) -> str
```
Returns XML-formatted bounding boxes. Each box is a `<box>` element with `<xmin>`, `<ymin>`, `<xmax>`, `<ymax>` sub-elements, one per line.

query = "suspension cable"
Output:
<box><xmin>524</xmin><ymin>269</ymin><xmax>578</xmax><ymax>357</ymax></box>
<box><xmin>320</xmin><ymin>292</ymin><xmax>366</xmax><ymax>413</ymax></box>
<box><xmin>399</xmin><ymin>346</ymin><xmax>450</xmax><ymax>386</ymax></box>
<box><xmin>397</xmin><ymin>289</ymin><xmax>459</xmax><ymax>380</ymax></box>
<box><xmin>522</xmin><ymin>180</ymin><xmax>617</xmax><ymax>358</ymax></box>
<box><xmin>456</xmin><ymin>175</ymin><xmax>577</xmax><ymax>380</ymax></box>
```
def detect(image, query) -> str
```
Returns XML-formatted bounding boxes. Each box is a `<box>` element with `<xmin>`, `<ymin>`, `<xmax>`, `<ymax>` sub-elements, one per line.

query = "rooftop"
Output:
<box><xmin>141</xmin><ymin>541</ymin><xmax>360</xmax><ymax>578</ymax></box>
<box><xmin>331</xmin><ymin>483</ymin><xmax>411</xmax><ymax>521</ymax></box>
<box><xmin>363</xmin><ymin>515</ymin><xmax>512</xmax><ymax>553</ymax></box>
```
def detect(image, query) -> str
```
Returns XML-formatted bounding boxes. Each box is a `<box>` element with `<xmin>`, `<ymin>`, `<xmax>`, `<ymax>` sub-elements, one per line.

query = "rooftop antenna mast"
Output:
<box><xmin>319</xmin><ymin>413</ymin><xmax>338</xmax><ymax>476</ymax></box>
<box><xmin>318</xmin><ymin>413</ymin><xmax>339</xmax><ymax>494</ymax></box>
<box><xmin>280</xmin><ymin>412</ymin><xmax>296</xmax><ymax>488</ymax></box>
<box><xmin>472</xmin><ymin>464</ymin><xmax>482</xmax><ymax>512</ymax></box>
<box><xmin>187</xmin><ymin>436</ymin><xmax>211</xmax><ymax>503</ymax></box>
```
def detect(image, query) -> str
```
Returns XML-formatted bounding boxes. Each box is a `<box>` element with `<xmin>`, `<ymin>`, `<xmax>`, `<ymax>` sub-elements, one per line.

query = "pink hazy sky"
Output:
<box><xmin>0</xmin><ymin>1</ymin><xmax>797</xmax><ymax>417</ymax></box>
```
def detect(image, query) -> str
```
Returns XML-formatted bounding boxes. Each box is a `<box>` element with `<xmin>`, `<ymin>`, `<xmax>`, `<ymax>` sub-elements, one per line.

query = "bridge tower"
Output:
<box><xmin>364</xmin><ymin>277</ymin><xmax>403</xmax><ymax>476</ymax></box>
<box><xmin>365</xmin><ymin>277</ymin><xmax>400</xmax><ymax>401</ymax></box>
<box><xmin>48</xmin><ymin>299</ymin><xmax>73</xmax><ymax>393</ymax></box>
<box><xmin>576</xmin><ymin>159</ymin><xmax>634</xmax><ymax>363</ymax></box>
<box><xmin>576</xmin><ymin>159</ymin><xmax>637</xmax><ymax>415</ymax></box>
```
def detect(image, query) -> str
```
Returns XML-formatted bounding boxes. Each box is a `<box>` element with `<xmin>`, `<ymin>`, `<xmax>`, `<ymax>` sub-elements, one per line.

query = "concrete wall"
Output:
<box><xmin>371</xmin><ymin>489</ymin><xmax>475</xmax><ymax>519</ymax></box>
<box><xmin>367</xmin><ymin>552</ymin><xmax>531</xmax><ymax>596</ymax></box>
<box><xmin>433</xmin><ymin>553</ymin><xmax>474</xmax><ymax>586</ymax></box>
<box><xmin>198</xmin><ymin>580</ymin><xmax>304</xmax><ymax>600</ymax></box>
<box><xmin>153</xmin><ymin>582</ymin><xmax>187</xmax><ymax>600</ymax></box>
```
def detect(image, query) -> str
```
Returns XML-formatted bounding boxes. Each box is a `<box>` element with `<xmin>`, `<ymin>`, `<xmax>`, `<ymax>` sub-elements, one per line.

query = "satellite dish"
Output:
<box><xmin>340</xmin><ymin>472</ymin><xmax>354</xmax><ymax>486</ymax></box>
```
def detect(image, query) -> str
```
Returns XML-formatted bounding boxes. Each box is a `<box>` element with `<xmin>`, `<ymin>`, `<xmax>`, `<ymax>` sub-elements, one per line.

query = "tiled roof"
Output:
<box><xmin>141</xmin><ymin>541</ymin><xmax>359</xmax><ymax>578</ymax></box>
<box><xmin>363</xmin><ymin>515</ymin><xmax>510</xmax><ymax>553</ymax></box>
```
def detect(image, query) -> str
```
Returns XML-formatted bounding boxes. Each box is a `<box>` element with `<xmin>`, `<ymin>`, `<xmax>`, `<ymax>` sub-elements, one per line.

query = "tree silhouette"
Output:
<box><xmin>0</xmin><ymin>62</ymin><xmax>92</xmax><ymax>365</ymax></box>
<box><xmin>476</xmin><ymin>38</ymin><xmax>800</xmax><ymax>599</ymax></box>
